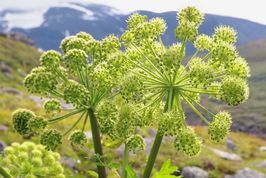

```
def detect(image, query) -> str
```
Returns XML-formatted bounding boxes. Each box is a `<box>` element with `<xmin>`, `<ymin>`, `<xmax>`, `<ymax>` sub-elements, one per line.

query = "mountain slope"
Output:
<box><xmin>2</xmin><ymin>3</ymin><xmax>266</xmax><ymax>51</ymax></box>
<box><xmin>0</xmin><ymin>35</ymin><xmax>40</xmax><ymax>88</ymax></box>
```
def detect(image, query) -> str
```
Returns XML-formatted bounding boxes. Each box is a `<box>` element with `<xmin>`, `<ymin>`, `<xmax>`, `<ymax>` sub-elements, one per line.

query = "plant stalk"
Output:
<box><xmin>143</xmin><ymin>89</ymin><xmax>174</xmax><ymax>178</ymax></box>
<box><xmin>0</xmin><ymin>166</ymin><xmax>13</xmax><ymax>178</ymax></box>
<box><xmin>87</xmin><ymin>108</ymin><xmax>107</xmax><ymax>178</ymax></box>
<box><xmin>143</xmin><ymin>133</ymin><xmax>163</xmax><ymax>178</ymax></box>
<box><xmin>122</xmin><ymin>143</ymin><xmax>129</xmax><ymax>178</ymax></box>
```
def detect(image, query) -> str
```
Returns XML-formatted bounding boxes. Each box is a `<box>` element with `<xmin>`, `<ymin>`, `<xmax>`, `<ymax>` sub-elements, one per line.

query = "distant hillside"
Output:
<box><xmin>1</xmin><ymin>3</ymin><xmax>266</xmax><ymax>52</ymax></box>
<box><xmin>0</xmin><ymin>35</ymin><xmax>40</xmax><ymax>88</ymax></box>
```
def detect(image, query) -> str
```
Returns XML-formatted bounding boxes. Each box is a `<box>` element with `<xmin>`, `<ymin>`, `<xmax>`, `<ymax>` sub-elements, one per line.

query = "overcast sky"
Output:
<box><xmin>1</xmin><ymin>0</ymin><xmax>266</xmax><ymax>25</ymax></box>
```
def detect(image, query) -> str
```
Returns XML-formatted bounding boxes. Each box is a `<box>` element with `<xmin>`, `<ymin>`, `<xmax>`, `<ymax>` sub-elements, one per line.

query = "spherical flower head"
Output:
<box><xmin>188</xmin><ymin>57</ymin><xmax>214</xmax><ymax>86</ymax></box>
<box><xmin>194</xmin><ymin>34</ymin><xmax>213</xmax><ymax>51</ymax></box>
<box><xmin>211</xmin><ymin>41</ymin><xmax>238</xmax><ymax>64</ymax></box>
<box><xmin>75</xmin><ymin>31</ymin><xmax>94</xmax><ymax>42</ymax></box>
<box><xmin>44</xmin><ymin>99</ymin><xmax>61</xmax><ymax>113</ymax></box>
<box><xmin>60</xmin><ymin>36</ymin><xmax>75</xmax><ymax>53</ymax></box>
<box><xmin>175</xmin><ymin>21</ymin><xmax>198</xmax><ymax>41</ymax></box>
<box><xmin>40</xmin><ymin>50</ymin><xmax>61</xmax><ymax>69</ymax></box>
<box><xmin>121</xmin><ymin>30</ymin><xmax>135</xmax><ymax>46</ymax></box>
<box><xmin>12</xmin><ymin>109</ymin><xmax>35</xmax><ymax>136</ymax></box>
<box><xmin>96</xmin><ymin>100</ymin><xmax>118</xmax><ymax>139</ymax></box>
<box><xmin>28</xmin><ymin>116</ymin><xmax>47</xmax><ymax>135</ymax></box>
<box><xmin>63</xmin><ymin>80</ymin><xmax>90</xmax><ymax>107</ymax></box>
<box><xmin>0</xmin><ymin>142</ymin><xmax>64</xmax><ymax>177</ymax></box>
<box><xmin>208</xmin><ymin>111</ymin><xmax>232</xmax><ymax>142</ymax></box>
<box><xmin>40</xmin><ymin>129</ymin><xmax>62</xmax><ymax>151</ymax></box>
<box><xmin>214</xmin><ymin>26</ymin><xmax>237</xmax><ymax>44</ymax></box>
<box><xmin>226</xmin><ymin>57</ymin><xmax>250</xmax><ymax>78</ymax></box>
<box><xmin>158</xmin><ymin>112</ymin><xmax>183</xmax><ymax>136</ymax></box>
<box><xmin>64</xmin><ymin>49</ymin><xmax>88</xmax><ymax>72</ymax></box>
<box><xmin>126</xmin><ymin>135</ymin><xmax>145</xmax><ymax>153</ymax></box>
<box><xmin>161</xmin><ymin>43</ymin><xmax>184</xmax><ymax>70</ymax></box>
<box><xmin>120</xmin><ymin>74</ymin><xmax>144</xmax><ymax>103</ymax></box>
<box><xmin>24</xmin><ymin>67</ymin><xmax>58</xmax><ymax>95</ymax></box>
<box><xmin>149</xmin><ymin>17</ymin><xmax>167</xmax><ymax>35</ymax></box>
<box><xmin>178</xmin><ymin>6</ymin><xmax>204</xmax><ymax>27</ymax></box>
<box><xmin>127</xmin><ymin>13</ymin><xmax>147</xmax><ymax>30</ymax></box>
<box><xmin>174</xmin><ymin>127</ymin><xmax>202</xmax><ymax>157</ymax></box>
<box><xmin>102</xmin><ymin>34</ymin><xmax>121</xmax><ymax>53</ymax></box>
<box><xmin>69</xmin><ymin>130</ymin><xmax>87</xmax><ymax>146</ymax></box>
<box><xmin>221</xmin><ymin>76</ymin><xmax>249</xmax><ymax>106</ymax></box>
<box><xmin>64</xmin><ymin>37</ymin><xmax>87</xmax><ymax>53</ymax></box>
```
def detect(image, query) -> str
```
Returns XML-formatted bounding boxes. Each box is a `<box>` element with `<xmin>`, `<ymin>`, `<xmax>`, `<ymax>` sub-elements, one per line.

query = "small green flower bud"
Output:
<box><xmin>32</xmin><ymin>157</ymin><xmax>43</xmax><ymax>166</ymax></box>
<box><xmin>4</xmin><ymin>147</ymin><xmax>15</xmax><ymax>155</ymax></box>
<box><xmin>69</xmin><ymin>130</ymin><xmax>87</xmax><ymax>146</ymax></box>
<box><xmin>188</xmin><ymin>57</ymin><xmax>214</xmax><ymax>86</ymax></box>
<box><xmin>63</xmin><ymin>80</ymin><xmax>90</xmax><ymax>107</ymax></box>
<box><xmin>158</xmin><ymin>112</ymin><xmax>183</xmax><ymax>136</ymax></box>
<box><xmin>102</xmin><ymin>34</ymin><xmax>121</xmax><ymax>53</ymax></box>
<box><xmin>60</xmin><ymin>36</ymin><xmax>75</xmax><ymax>53</ymax></box>
<box><xmin>24</xmin><ymin>67</ymin><xmax>58</xmax><ymax>95</ymax></box>
<box><xmin>28</xmin><ymin>116</ymin><xmax>47</xmax><ymax>135</ymax></box>
<box><xmin>32</xmin><ymin>149</ymin><xmax>43</xmax><ymax>157</ymax></box>
<box><xmin>208</xmin><ymin>111</ymin><xmax>232</xmax><ymax>142</ymax></box>
<box><xmin>174</xmin><ymin>127</ymin><xmax>202</xmax><ymax>157</ymax></box>
<box><xmin>40</xmin><ymin>50</ymin><xmax>61</xmax><ymax>69</ymax></box>
<box><xmin>44</xmin><ymin>99</ymin><xmax>61</xmax><ymax>113</ymax></box>
<box><xmin>194</xmin><ymin>34</ymin><xmax>213</xmax><ymax>51</ymax></box>
<box><xmin>178</xmin><ymin>6</ymin><xmax>204</xmax><ymax>27</ymax></box>
<box><xmin>211</xmin><ymin>41</ymin><xmax>238</xmax><ymax>64</ymax></box>
<box><xmin>161</xmin><ymin>43</ymin><xmax>184</xmax><ymax>70</ymax></box>
<box><xmin>120</xmin><ymin>74</ymin><xmax>144</xmax><ymax>102</ymax></box>
<box><xmin>150</xmin><ymin>17</ymin><xmax>167</xmax><ymax>35</ymax></box>
<box><xmin>121</xmin><ymin>31</ymin><xmax>135</xmax><ymax>45</ymax></box>
<box><xmin>126</xmin><ymin>135</ymin><xmax>145</xmax><ymax>153</ymax></box>
<box><xmin>40</xmin><ymin>129</ymin><xmax>62</xmax><ymax>151</ymax></box>
<box><xmin>221</xmin><ymin>76</ymin><xmax>249</xmax><ymax>106</ymax></box>
<box><xmin>214</xmin><ymin>26</ymin><xmax>237</xmax><ymax>44</ymax></box>
<box><xmin>22</xmin><ymin>141</ymin><xmax>35</xmax><ymax>151</ymax></box>
<box><xmin>12</xmin><ymin>109</ymin><xmax>35</xmax><ymax>136</ymax></box>
<box><xmin>127</xmin><ymin>13</ymin><xmax>147</xmax><ymax>30</ymax></box>
<box><xmin>64</xmin><ymin>49</ymin><xmax>88</xmax><ymax>71</ymax></box>
<box><xmin>226</xmin><ymin>57</ymin><xmax>250</xmax><ymax>78</ymax></box>
<box><xmin>175</xmin><ymin>21</ymin><xmax>198</xmax><ymax>41</ymax></box>
<box><xmin>65</xmin><ymin>37</ymin><xmax>87</xmax><ymax>52</ymax></box>
<box><xmin>43</xmin><ymin>154</ymin><xmax>56</xmax><ymax>165</ymax></box>
<box><xmin>75</xmin><ymin>31</ymin><xmax>94</xmax><ymax>42</ymax></box>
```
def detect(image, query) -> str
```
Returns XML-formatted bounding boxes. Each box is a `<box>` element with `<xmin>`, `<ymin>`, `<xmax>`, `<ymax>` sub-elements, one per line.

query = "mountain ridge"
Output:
<box><xmin>1</xmin><ymin>3</ymin><xmax>266</xmax><ymax>52</ymax></box>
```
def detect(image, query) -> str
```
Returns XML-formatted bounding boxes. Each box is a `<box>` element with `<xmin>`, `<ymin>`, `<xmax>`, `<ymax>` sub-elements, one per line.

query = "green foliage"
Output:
<box><xmin>153</xmin><ymin>159</ymin><xmax>180</xmax><ymax>178</ymax></box>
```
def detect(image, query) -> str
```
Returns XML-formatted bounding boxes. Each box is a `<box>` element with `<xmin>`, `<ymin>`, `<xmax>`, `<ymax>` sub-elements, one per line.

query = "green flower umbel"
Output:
<box><xmin>0</xmin><ymin>142</ymin><xmax>65</xmax><ymax>178</ymax></box>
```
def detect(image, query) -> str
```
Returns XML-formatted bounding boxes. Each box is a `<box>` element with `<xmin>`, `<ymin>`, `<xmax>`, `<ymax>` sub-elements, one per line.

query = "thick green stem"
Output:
<box><xmin>143</xmin><ymin>89</ymin><xmax>174</xmax><ymax>178</ymax></box>
<box><xmin>122</xmin><ymin>143</ymin><xmax>129</xmax><ymax>178</ymax></box>
<box><xmin>143</xmin><ymin>133</ymin><xmax>163</xmax><ymax>178</ymax></box>
<box><xmin>87</xmin><ymin>108</ymin><xmax>107</xmax><ymax>178</ymax></box>
<box><xmin>0</xmin><ymin>167</ymin><xmax>13</xmax><ymax>178</ymax></box>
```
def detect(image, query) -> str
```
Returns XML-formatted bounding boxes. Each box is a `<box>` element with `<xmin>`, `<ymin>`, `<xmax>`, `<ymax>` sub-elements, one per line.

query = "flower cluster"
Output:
<box><xmin>0</xmin><ymin>142</ymin><xmax>65</xmax><ymax>178</ymax></box>
<box><xmin>11</xmin><ymin>6</ymin><xmax>250</xmax><ymax>178</ymax></box>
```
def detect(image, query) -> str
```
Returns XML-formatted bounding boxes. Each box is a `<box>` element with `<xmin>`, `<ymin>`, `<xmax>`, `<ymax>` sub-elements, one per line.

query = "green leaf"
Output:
<box><xmin>87</xmin><ymin>170</ymin><xmax>98</xmax><ymax>178</ymax></box>
<box><xmin>153</xmin><ymin>159</ymin><xmax>180</xmax><ymax>178</ymax></box>
<box><xmin>125</xmin><ymin>165</ymin><xmax>138</xmax><ymax>178</ymax></box>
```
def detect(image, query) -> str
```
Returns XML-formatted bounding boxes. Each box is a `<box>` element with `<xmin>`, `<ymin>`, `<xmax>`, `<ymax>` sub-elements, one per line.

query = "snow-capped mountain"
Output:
<box><xmin>1</xmin><ymin>2</ymin><xmax>266</xmax><ymax>52</ymax></box>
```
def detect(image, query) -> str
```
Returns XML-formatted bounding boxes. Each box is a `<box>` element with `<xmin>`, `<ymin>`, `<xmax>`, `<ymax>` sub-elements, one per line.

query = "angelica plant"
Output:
<box><xmin>120</xmin><ymin>6</ymin><xmax>249</xmax><ymax>177</ymax></box>
<box><xmin>10</xmin><ymin>6</ymin><xmax>249</xmax><ymax>178</ymax></box>
<box><xmin>0</xmin><ymin>142</ymin><xmax>64</xmax><ymax>178</ymax></box>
